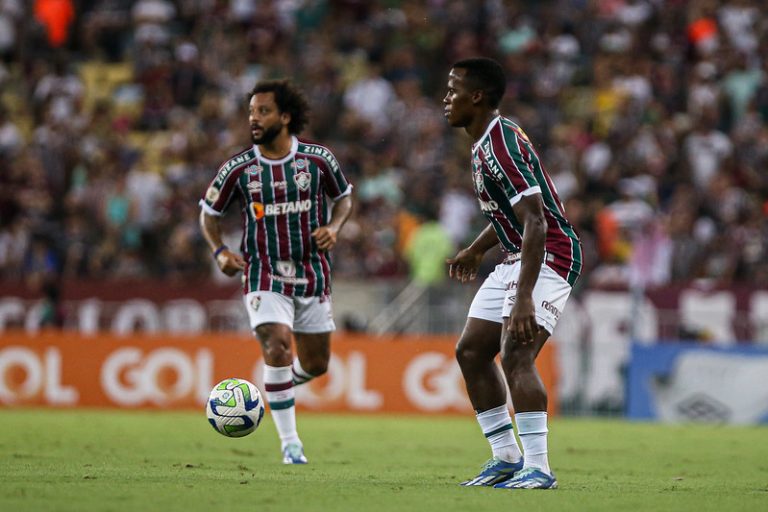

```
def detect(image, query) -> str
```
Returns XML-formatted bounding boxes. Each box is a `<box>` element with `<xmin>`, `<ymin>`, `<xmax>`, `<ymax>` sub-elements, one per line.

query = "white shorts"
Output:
<box><xmin>243</xmin><ymin>291</ymin><xmax>336</xmax><ymax>333</ymax></box>
<box><xmin>467</xmin><ymin>261</ymin><xmax>572</xmax><ymax>334</ymax></box>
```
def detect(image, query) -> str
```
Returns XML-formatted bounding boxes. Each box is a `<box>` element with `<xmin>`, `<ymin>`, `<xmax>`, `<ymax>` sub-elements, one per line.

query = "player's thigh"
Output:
<box><xmin>293</xmin><ymin>331</ymin><xmax>331</xmax><ymax>367</ymax></box>
<box><xmin>501</xmin><ymin>262</ymin><xmax>572</xmax><ymax>336</ymax></box>
<box><xmin>501</xmin><ymin>316</ymin><xmax>549</xmax><ymax>366</ymax></box>
<box><xmin>467</xmin><ymin>263</ymin><xmax>510</xmax><ymax>325</ymax></box>
<box><xmin>243</xmin><ymin>291</ymin><xmax>295</xmax><ymax>332</ymax></box>
<box><xmin>457</xmin><ymin>316</ymin><xmax>504</xmax><ymax>363</ymax></box>
<box><xmin>293</xmin><ymin>294</ymin><xmax>336</xmax><ymax>334</ymax></box>
<box><xmin>460</xmin><ymin>267</ymin><xmax>508</xmax><ymax>361</ymax></box>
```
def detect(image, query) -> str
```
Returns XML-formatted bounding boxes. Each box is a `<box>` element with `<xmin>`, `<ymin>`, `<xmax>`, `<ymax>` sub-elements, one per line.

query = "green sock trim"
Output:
<box><xmin>269</xmin><ymin>399</ymin><xmax>295</xmax><ymax>410</ymax></box>
<box><xmin>484</xmin><ymin>423</ymin><xmax>513</xmax><ymax>438</ymax></box>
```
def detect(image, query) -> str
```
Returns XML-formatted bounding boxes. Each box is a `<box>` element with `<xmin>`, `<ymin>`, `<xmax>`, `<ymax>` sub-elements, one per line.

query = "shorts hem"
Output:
<box><xmin>467</xmin><ymin>312</ymin><xmax>503</xmax><ymax>324</ymax></box>
<box><xmin>250</xmin><ymin>319</ymin><xmax>293</xmax><ymax>331</ymax></box>
<box><xmin>293</xmin><ymin>325</ymin><xmax>336</xmax><ymax>334</ymax></box>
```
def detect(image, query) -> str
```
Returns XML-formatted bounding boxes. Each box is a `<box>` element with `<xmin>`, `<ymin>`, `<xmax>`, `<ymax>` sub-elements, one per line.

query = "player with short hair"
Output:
<box><xmin>199</xmin><ymin>79</ymin><xmax>353</xmax><ymax>464</ymax></box>
<box><xmin>443</xmin><ymin>57</ymin><xmax>582</xmax><ymax>489</ymax></box>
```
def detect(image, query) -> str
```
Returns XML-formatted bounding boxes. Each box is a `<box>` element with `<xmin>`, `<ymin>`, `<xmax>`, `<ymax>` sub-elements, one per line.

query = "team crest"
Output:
<box><xmin>294</xmin><ymin>171</ymin><xmax>311</xmax><ymax>191</ymax></box>
<box><xmin>245</xmin><ymin>164</ymin><xmax>263</xmax><ymax>175</ymax></box>
<box><xmin>250</xmin><ymin>295</ymin><xmax>261</xmax><ymax>311</ymax></box>
<box><xmin>276</xmin><ymin>260</ymin><xmax>296</xmax><ymax>277</ymax></box>
<box><xmin>205</xmin><ymin>186</ymin><xmax>220</xmax><ymax>202</ymax></box>
<box><xmin>474</xmin><ymin>172</ymin><xmax>484</xmax><ymax>193</ymax></box>
<box><xmin>247</xmin><ymin>180</ymin><xmax>262</xmax><ymax>193</ymax></box>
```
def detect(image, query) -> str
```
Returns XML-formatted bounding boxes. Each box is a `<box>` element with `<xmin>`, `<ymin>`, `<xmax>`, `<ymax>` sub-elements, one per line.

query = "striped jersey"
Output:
<box><xmin>200</xmin><ymin>136</ymin><xmax>352</xmax><ymax>297</ymax></box>
<box><xmin>471</xmin><ymin>116</ymin><xmax>582</xmax><ymax>286</ymax></box>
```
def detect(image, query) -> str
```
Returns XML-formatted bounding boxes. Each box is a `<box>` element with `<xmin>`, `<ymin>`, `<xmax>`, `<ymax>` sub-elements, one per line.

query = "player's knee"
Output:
<box><xmin>257</xmin><ymin>332</ymin><xmax>293</xmax><ymax>362</ymax></box>
<box><xmin>499</xmin><ymin>344</ymin><xmax>535</xmax><ymax>374</ymax></box>
<box><xmin>302</xmin><ymin>357</ymin><xmax>328</xmax><ymax>377</ymax></box>
<box><xmin>456</xmin><ymin>337</ymin><xmax>483</xmax><ymax>368</ymax></box>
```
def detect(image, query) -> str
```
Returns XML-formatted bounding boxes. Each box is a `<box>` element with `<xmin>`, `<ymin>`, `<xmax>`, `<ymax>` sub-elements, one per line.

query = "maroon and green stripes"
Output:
<box><xmin>472</xmin><ymin>117</ymin><xmax>582</xmax><ymax>286</ymax></box>
<box><xmin>202</xmin><ymin>137</ymin><xmax>350</xmax><ymax>297</ymax></box>
<box><xmin>264</xmin><ymin>381</ymin><xmax>295</xmax><ymax>410</ymax></box>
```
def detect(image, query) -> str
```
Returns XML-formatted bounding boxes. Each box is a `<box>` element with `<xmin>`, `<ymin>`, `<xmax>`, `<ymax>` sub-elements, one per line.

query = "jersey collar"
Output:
<box><xmin>472</xmin><ymin>115</ymin><xmax>501</xmax><ymax>152</ymax></box>
<box><xmin>253</xmin><ymin>136</ymin><xmax>299</xmax><ymax>164</ymax></box>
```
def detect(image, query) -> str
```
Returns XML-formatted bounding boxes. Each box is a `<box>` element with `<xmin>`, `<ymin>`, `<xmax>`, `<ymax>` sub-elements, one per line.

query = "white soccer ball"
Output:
<box><xmin>206</xmin><ymin>378</ymin><xmax>265</xmax><ymax>437</ymax></box>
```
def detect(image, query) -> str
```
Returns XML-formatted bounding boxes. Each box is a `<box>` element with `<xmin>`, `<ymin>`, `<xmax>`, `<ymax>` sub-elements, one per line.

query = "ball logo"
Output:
<box><xmin>252</xmin><ymin>202</ymin><xmax>265</xmax><ymax>219</ymax></box>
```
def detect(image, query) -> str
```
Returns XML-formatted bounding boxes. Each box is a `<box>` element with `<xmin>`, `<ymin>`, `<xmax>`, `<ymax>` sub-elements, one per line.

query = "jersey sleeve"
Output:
<box><xmin>199</xmin><ymin>163</ymin><xmax>242</xmax><ymax>216</ymax></box>
<box><xmin>318</xmin><ymin>149</ymin><xmax>353</xmax><ymax>201</ymax></box>
<box><xmin>483</xmin><ymin>124</ymin><xmax>541</xmax><ymax>207</ymax></box>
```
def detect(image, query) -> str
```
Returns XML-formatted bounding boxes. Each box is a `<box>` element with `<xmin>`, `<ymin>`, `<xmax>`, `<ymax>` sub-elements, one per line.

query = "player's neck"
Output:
<box><xmin>258</xmin><ymin>133</ymin><xmax>293</xmax><ymax>160</ymax></box>
<box><xmin>466</xmin><ymin>110</ymin><xmax>500</xmax><ymax>142</ymax></box>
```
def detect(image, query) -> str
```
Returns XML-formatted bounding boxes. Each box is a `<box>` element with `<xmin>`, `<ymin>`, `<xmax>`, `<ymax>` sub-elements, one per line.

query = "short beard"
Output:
<box><xmin>251</xmin><ymin>123</ymin><xmax>282</xmax><ymax>145</ymax></box>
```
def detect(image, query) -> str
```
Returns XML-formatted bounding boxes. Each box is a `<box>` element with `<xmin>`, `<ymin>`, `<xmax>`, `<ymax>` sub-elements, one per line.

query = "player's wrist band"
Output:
<box><xmin>213</xmin><ymin>245</ymin><xmax>229</xmax><ymax>258</ymax></box>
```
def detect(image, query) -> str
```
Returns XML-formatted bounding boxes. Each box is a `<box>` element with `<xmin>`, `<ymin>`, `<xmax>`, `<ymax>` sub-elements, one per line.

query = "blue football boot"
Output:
<box><xmin>493</xmin><ymin>467</ymin><xmax>558</xmax><ymax>489</ymax></box>
<box><xmin>460</xmin><ymin>457</ymin><xmax>524</xmax><ymax>486</ymax></box>
<box><xmin>282</xmin><ymin>443</ymin><xmax>308</xmax><ymax>464</ymax></box>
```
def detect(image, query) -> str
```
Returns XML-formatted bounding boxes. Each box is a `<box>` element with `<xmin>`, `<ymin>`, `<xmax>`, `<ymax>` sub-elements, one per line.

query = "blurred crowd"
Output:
<box><xmin>1</xmin><ymin>0</ymin><xmax>768</xmax><ymax>294</ymax></box>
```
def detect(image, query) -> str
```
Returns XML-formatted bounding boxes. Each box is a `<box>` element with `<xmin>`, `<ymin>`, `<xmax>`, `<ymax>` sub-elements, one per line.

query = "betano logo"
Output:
<box><xmin>253</xmin><ymin>200</ymin><xmax>312</xmax><ymax>219</ymax></box>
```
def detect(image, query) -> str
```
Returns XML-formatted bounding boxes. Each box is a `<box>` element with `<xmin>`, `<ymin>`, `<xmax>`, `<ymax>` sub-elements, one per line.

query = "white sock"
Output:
<box><xmin>515</xmin><ymin>411</ymin><xmax>551</xmax><ymax>474</ymax></box>
<box><xmin>292</xmin><ymin>359</ymin><xmax>315</xmax><ymax>386</ymax></box>
<box><xmin>263</xmin><ymin>364</ymin><xmax>301</xmax><ymax>449</ymax></box>
<box><xmin>476</xmin><ymin>404</ymin><xmax>522</xmax><ymax>463</ymax></box>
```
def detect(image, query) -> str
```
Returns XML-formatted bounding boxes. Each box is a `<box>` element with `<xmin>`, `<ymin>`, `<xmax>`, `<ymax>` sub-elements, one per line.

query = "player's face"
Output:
<box><xmin>443</xmin><ymin>68</ymin><xmax>476</xmax><ymax>128</ymax></box>
<box><xmin>249</xmin><ymin>93</ymin><xmax>288</xmax><ymax>145</ymax></box>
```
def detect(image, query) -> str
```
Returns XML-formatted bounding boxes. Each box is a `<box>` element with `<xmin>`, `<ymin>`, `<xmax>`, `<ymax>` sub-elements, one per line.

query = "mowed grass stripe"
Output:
<box><xmin>0</xmin><ymin>410</ymin><xmax>766</xmax><ymax>512</ymax></box>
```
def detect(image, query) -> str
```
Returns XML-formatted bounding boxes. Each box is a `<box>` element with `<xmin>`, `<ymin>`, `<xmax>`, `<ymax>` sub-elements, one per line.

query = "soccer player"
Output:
<box><xmin>443</xmin><ymin>58</ymin><xmax>582</xmax><ymax>489</ymax></box>
<box><xmin>199</xmin><ymin>79</ymin><xmax>353</xmax><ymax>464</ymax></box>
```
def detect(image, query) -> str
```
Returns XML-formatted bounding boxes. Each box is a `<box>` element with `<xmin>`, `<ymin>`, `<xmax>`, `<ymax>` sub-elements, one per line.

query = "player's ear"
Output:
<box><xmin>281</xmin><ymin>112</ymin><xmax>291</xmax><ymax>127</ymax></box>
<box><xmin>471</xmin><ymin>89</ymin><xmax>484</xmax><ymax>106</ymax></box>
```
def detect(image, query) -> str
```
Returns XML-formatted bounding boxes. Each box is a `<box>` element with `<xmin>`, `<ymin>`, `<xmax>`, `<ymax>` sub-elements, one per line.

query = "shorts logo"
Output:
<box><xmin>506</xmin><ymin>281</ymin><xmax>517</xmax><ymax>291</ymax></box>
<box><xmin>252</xmin><ymin>202</ymin><xmax>265</xmax><ymax>219</ymax></box>
<box><xmin>541</xmin><ymin>300</ymin><xmax>560</xmax><ymax>320</ymax></box>
<box><xmin>294</xmin><ymin>171</ymin><xmax>311</xmax><ymax>191</ymax></box>
<box><xmin>205</xmin><ymin>186</ymin><xmax>220</xmax><ymax>203</ymax></box>
<box><xmin>276</xmin><ymin>260</ymin><xmax>296</xmax><ymax>277</ymax></box>
<box><xmin>250</xmin><ymin>295</ymin><xmax>261</xmax><ymax>311</ymax></box>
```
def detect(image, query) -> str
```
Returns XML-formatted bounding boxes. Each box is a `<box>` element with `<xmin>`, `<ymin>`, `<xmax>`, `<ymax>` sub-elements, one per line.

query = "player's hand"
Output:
<box><xmin>312</xmin><ymin>226</ymin><xmax>338</xmax><ymax>251</ymax></box>
<box><xmin>216</xmin><ymin>249</ymin><xmax>246</xmax><ymax>276</ymax></box>
<box><xmin>446</xmin><ymin>247</ymin><xmax>483</xmax><ymax>283</ymax></box>
<box><xmin>507</xmin><ymin>294</ymin><xmax>539</xmax><ymax>344</ymax></box>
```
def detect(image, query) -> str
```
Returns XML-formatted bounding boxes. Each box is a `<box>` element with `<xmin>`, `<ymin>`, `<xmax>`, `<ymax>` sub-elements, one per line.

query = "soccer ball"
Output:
<box><xmin>206</xmin><ymin>378</ymin><xmax>265</xmax><ymax>437</ymax></box>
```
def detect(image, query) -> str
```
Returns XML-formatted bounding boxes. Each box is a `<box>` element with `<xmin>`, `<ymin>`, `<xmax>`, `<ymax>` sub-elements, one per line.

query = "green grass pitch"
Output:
<box><xmin>1</xmin><ymin>409</ymin><xmax>767</xmax><ymax>512</ymax></box>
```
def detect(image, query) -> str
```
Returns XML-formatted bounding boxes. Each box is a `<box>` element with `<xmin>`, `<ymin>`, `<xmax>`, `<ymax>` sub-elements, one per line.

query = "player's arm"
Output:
<box><xmin>508</xmin><ymin>193</ymin><xmax>547</xmax><ymax>343</ymax></box>
<box><xmin>199</xmin><ymin>209</ymin><xmax>245</xmax><ymax>276</ymax></box>
<box><xmin>312</xmin><ymin>194</ymin><xmax>352</xmax><ymax>251</ymax></box>
<box><xmin>446</xmin><ymin>224</ymin><xmax>499</xmax><ymax>283</ymax></box>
